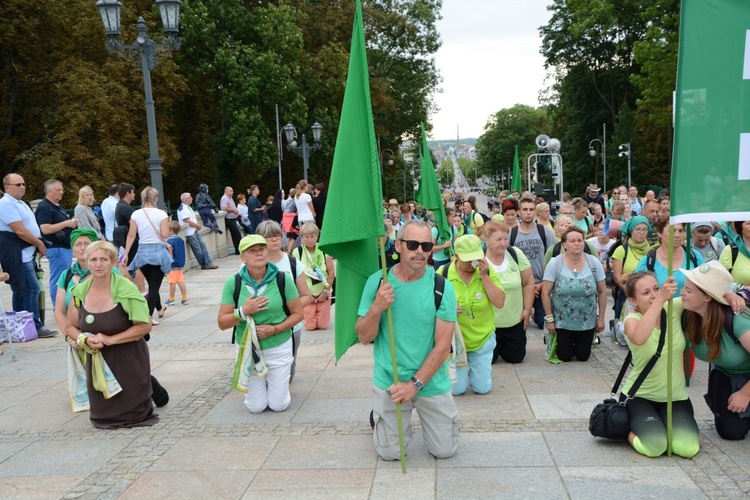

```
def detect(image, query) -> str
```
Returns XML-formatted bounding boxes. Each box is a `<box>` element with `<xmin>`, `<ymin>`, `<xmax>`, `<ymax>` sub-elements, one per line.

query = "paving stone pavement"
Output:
<box><xmin>1</xmin><ymin>255</ymin><xmax>750</xmax><ymax>499</ymax></box>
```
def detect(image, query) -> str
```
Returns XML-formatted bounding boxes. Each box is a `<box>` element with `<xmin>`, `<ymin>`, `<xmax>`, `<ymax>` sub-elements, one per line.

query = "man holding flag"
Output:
<box><xmin>356</xmin><ymin>220</ymin><xmax>459</xmax><ymax>460</ymax></box>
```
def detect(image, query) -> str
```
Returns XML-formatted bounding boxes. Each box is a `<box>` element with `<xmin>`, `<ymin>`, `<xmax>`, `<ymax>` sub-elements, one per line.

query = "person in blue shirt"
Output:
<box><xmin>634</xmin><ymin>217</ymin><xmax>704</xmax><ymax>297</ymax></box>
<box><xmin>165</xmin><ymin>221</ymin><xmax>188</xmax><ymax>306</ymax></box>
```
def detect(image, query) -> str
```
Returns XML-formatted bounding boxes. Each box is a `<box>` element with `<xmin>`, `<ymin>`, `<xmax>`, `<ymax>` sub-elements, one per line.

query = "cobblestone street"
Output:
<box><xmin>1</xmin><ymin>255</ymin><xmax>749</xmax><ymax>498</ymax></box>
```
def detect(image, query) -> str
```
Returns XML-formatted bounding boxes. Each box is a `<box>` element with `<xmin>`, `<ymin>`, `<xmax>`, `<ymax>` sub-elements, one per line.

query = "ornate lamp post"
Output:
<box><xmin>283</xmin><ymin>122</ymin><xmax>323</xmax><ymax>182</ymax></box>
<box><xmin>95</xmin><ymin>0</ymin><xmax>182</xmax><ymax>209</ymax></box>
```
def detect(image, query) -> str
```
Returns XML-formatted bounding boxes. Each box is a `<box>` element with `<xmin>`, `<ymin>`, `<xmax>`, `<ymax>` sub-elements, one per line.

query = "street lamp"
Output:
<box><xmin>588</xmin><ymin>140</ymin><xmax>606</xmax><ymax>193</ymax></box>
<box><xmin>95</xmin><ymin>0</ymin><xmax>182</xmax><ymax>209</ymax></box>
<box><xmin>618</xmin><ymin>143</ymin><xmax>632</xmax><ymax>187</ymax></box>
<box><xmin>283</xmin><ymin>122</ymin><xmax>323</xmax><ymax>182</ymax></box>
<box><xmin>380</xmin><ymin>148</ymin><xmax>395</xmax><ymax>182</ymax></box>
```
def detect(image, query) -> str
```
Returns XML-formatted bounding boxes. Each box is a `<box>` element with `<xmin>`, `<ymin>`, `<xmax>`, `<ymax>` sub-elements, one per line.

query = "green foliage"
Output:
<box><xmin>475</xmin><ymin>104</ymin><xmax>551</xmax><ymax>185</ymax></box>
<box><xmin>456</xmin><ymin>157</ymin><xmax>474</xmax><ymax>180</ymax></box>
<box><xmin>0</xmin><ymin>0</ymin><xmax>443</xmax><ymax>207</ymax></box>
<box><xmin>536</xmin><ymin>0</ymin><xmax>676</xmax><ymax>193</ymax></box>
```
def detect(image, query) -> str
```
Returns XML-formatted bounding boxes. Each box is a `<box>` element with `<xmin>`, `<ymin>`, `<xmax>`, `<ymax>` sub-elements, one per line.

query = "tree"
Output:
<box><xmin>475</xmin><ymin>104</ymin><xmax>550</xmax><ymax>187</ymax></box>
<box><xmin>538</xmin><ymin>0</ymin><xmax>676</xmax><ymax>192</ymax></box>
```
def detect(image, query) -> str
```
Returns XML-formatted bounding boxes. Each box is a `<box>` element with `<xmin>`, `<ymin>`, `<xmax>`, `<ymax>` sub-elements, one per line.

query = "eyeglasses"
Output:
<box><xmin>5</xmin><ymin>183</ymin><xmax>25</xmax><ymax>187</ymax></box>
<box><xmin>632</xmin><ymin>227</ymin><xmax>649</xmax><ymax>233</ymax></box>
<box><xmin>73</xmin><ymin>241</ymin><xmax>91</xmax><ymax>248</ymax></box>
<box><xmin>264</xmin><ymin>234</ymin><xmax>282</xmax><ymax>240</ymax></box>
<box><xmin>612</xmin><ymin>191</ymin><xmax>619</xmax><ymax>195</ymax></box>
<box><xmin>459</xmin><ymin>303</ymin><xmax>475</xmax><ymax>319</ymax></box>
<box><xmin>400</xmin><ymin>239</ymin><xmax>434</xmax><ymax>252</ymax></box>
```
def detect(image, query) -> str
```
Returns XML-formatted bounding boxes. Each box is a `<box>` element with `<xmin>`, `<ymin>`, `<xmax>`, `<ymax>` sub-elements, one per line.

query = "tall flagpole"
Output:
<box><xmin>378</xmin><ymin>236</ymin><xmax>407</xmax><ymax>473</ymax></box>
<box><xmin>276</xmin><ymin>104</ymin><xmax>283</xmax><ymax>190</ymax></box>
<box><xmin>666</xmin><ymin>226</ymin><xmax>675</xmax><ymax>457</ymax></box>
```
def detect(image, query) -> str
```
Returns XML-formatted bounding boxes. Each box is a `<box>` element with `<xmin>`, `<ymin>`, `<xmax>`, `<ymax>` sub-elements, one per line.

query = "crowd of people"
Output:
<box><xmin>1</xmin><ymin>173</ymin><xmax>749</xmax><ymax>464</ymax></box>
<box><xmin>362</xmin><ymin>181</ymin><xmax>750</xmax><ymax>461</ymax></box>
<box><xmin>0</xmin><ymin>174</ymin><xmax>330</xmax><ymax>429</ymax></box>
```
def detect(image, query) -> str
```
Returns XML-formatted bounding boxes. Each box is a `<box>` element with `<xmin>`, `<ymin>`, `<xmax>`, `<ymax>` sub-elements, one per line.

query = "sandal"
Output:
<box><xmin>158</xmin><ymin>304</ymin><xmax>168</xmax><ymax>318</ymax></box>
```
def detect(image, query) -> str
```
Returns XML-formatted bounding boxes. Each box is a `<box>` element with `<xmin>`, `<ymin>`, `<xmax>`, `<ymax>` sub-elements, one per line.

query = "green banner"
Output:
<box><xmin>319</xmin><ymin>0</ymin><xmax>384</xmax><ymax>362</ymax></box>
<box><xmin>671</xmin><ymin>0</ymin><xmax>750</xmax><ymax>223</ymax></box>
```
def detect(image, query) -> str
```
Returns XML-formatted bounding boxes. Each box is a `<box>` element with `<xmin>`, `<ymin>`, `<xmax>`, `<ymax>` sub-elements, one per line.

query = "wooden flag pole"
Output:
<box><xmin>378</xmin><ymin>235</ymin><xmax>407</xmax><ymax>473</ymax></box>
<box><xmin>666</xmin><ymin>225</ymin><xmax>675</xmax><ymax>457</ymax></box>
<box><xmin>684</xmin><ymin>223</ymin><xmax>693</xmax><ymax>387</ymax></box>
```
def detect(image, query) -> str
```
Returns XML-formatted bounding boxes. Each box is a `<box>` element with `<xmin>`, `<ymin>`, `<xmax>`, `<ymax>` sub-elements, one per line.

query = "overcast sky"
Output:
<box><xmin>430</xmin><ymin>0</ymin><xmax>554</xmax><ymax>140</ymax></box>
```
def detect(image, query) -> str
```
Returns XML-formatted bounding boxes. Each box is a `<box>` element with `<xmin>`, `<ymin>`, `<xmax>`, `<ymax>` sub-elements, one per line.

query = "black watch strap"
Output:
<box><xmin>411</xmin><ymin>377</ymin><xmax>424</xmax><ymax>391</ymax></box>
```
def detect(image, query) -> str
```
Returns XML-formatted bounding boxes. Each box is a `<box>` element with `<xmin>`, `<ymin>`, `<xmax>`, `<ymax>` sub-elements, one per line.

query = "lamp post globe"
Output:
<box><xmin>95</xmin><ymin>0</ymin><xmax>122</xmax><ymax>37</ymax></box>
<box><xmin>282</xmin><ymin>122</ymin><xmax>323</xmax><ymax>182</ymax></box>
<box><xmin>156</xmin><ymin>0</ymin><xmax>182</xmax><ymax>33</ymax></box>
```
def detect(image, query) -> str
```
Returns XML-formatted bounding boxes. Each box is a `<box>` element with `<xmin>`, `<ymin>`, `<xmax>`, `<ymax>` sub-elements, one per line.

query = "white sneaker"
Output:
<box><xmin>151</xmin><ymin>316</ymin><xmax>160</xmax><ymax>326</ymax></box>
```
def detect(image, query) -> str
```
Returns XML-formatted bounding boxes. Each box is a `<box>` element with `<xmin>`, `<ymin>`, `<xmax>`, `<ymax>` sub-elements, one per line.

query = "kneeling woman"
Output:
<box><xmin>623</xmin><ymin>272</ymin><xmax>699</xmax><ymax>458</ymax></box>
<box><xmin>680</xmin><ymin>261</ymin><xmax>750</xmax><ymax>440</ymax></box>
<box><xmin>66</xmin><ymin>241</ymin><xmax>158</xmax><ymax>429</ymax></box>
<box><xmin>218</xmin><ymin>235</ymin><xmax>303</xmax><ymax>413</ymax></box>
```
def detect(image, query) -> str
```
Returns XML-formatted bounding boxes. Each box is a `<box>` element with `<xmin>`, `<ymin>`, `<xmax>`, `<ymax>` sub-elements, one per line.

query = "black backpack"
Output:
<box><xmin>645</xmin><ymin>247</ymin><xmax>698</xmax><ymax>272</ymax></box>
<box><xmin>726</xmin><ymin>243</ymin><xmax>740</xmax><ymax>270</ymax></box>
<box><xmin>479</xmin><ymin>211</ymin><xmax>490</xmax><ymax>223</ymax></box>
<box><xmin>378</xmin><ymin>272</ymin><xmax>446</xmax><ymax>311</ymax></box>
<box><xmin>509</xmin><ymin>224</ymin><xmax>549</xmax><ymax>250</ymax></box>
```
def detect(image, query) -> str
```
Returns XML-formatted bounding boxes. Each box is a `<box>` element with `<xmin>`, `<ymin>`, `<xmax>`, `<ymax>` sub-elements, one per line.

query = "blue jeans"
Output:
<box><xmin>47</xmin><ymin>247</ymin><xmax>72</xmax><ymax>310</ymax></box>
<box><xmin>186</xmin><ymin>233</ymin><xmax>213</xmax><ymax>268</ymax></box>
<box><xmin>452</xmin><ymin>333</ymin><xmax>496</xmax><ymax>395</ymax></box>
<box><xmin>9</xmin><ymin>260</ymin><xmax>42</xmax><ymax>329</ymax></box>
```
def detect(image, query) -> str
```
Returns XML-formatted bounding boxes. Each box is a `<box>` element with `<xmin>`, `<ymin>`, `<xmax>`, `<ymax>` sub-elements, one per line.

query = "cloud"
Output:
<box><xmin>430</xmin><ymin>0</ymin><xmax>553</xmax><ymax>139</ymax></box>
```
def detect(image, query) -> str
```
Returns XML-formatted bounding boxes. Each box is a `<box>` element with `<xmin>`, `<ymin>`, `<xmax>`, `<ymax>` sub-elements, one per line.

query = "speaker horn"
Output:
<box><xmin>535</xmin><ymin>134</ymin><xmax>550</xmax><ymax>149</ymax></box>
<box><xmin>547</xmin><ymin>138</ymin><xmax>561</xmax><ymax>153</ymax></box>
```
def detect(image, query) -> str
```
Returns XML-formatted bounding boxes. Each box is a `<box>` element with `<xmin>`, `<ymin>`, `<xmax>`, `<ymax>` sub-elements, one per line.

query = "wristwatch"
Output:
<box><xmin>411</xmin><ymin>377</ymin><xmax>424</xmax><ymax>391</ymax></box>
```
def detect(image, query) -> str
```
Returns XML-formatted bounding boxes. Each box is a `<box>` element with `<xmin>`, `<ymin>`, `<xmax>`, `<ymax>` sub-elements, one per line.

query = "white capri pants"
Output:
<box><xmin>243</xmin><ymin>338</ymin><xmax>293</xmax><ymax>413</ymax></box>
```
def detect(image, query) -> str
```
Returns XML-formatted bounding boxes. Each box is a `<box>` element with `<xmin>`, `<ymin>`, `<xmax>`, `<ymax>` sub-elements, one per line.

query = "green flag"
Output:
<box><xmin>319</xmin><ymin>0</ymin><xmax>384</xmax><ymax>362</ymax></box>
<box><xmin>511</xmin><ymin>145</ymin><xmax>522</xmax><ymax>193</ymax></box>
<box><xmin>671</xmin><ymin>0</ymin><xmax>750</xmax><ymax>223</ymax></box>
<box><xmin>416</xmin><ymin>123</ymin><xmax>451</xmax><ymax>244</ymax></box>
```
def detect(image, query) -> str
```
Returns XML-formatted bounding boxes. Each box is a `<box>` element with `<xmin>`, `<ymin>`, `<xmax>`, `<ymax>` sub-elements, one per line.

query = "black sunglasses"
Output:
<box><xmin>400</xmin><ymin>239</ymin><xmax>434</xmax><ymax>252</ymax></box>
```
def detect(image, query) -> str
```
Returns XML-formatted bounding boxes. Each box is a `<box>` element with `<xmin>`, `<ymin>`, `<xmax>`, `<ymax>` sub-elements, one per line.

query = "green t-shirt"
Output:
<box><xmin>357</xmin><ymin>266</ymin><xmax>457</xmax><ymax>397</ymax></box>
<box><xmin>611</xmin><ymin>242</ymin><xmax>649</xmax><ymax>275</ymax></box>
<box><xmin>432</xmin><ymin>225</ymin><xmax>457</xmax><ymax>262</ymax></box>
<box><xmin>720</xmin><ymin>245</ymin><xmax>750</xmax><ymax>285</ymax></box>
<box><xmin>676</xmin><ymin>299</ymin><xmax>750</xmax><ymax>374</ymax></box>
<box><xmin>487</xmin><ymin>248</ymin><xmax>530</xmax><ymax>328</ymax></box>
<box><xmin>573</xmin><ymin>215</ymin><xmax>593</xmax><ymax>234</ymax></box>
<box><xmin>623</xmin><ymin>309</ymin><xmax>688</xmax><ymax>402</ymax></box>
<box><xmin>221</xmin><ymin>270</ymin><xmax>299</xmax><ymax>350</ymax></box>
<box><xmin>442</xmin><ymin>261</ymin><xmax>503</xmax><ymax>351</ymax></box>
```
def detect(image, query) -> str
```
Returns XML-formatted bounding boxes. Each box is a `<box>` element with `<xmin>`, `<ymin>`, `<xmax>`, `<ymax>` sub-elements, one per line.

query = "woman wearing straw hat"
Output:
<box><xmin>679</xmin><ymin>261</ymin><xmax>750</xmax><ymax>440</ymax></box>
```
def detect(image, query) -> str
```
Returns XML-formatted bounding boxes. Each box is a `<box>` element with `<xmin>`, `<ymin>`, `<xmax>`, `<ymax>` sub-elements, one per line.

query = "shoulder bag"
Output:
<box><xmin>589</xmin><ymin>309</ymin><xmax>667</xmax><ymax>439</ymax></box>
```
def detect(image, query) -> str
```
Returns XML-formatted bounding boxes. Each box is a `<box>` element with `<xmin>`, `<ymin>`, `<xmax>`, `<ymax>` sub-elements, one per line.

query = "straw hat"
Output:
<box><xmin>680</xmin><ymin>261</ymin><xmax>733</xmax><ymax>305</ymax></box>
